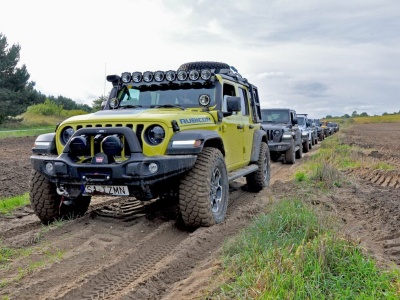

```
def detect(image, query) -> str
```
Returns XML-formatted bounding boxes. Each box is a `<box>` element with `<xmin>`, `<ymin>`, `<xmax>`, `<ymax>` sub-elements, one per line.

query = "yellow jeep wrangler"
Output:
<box><xmin>30</xmin><ymin>61</ymin><xmax>270</xmax><ymax>227</ymax></box>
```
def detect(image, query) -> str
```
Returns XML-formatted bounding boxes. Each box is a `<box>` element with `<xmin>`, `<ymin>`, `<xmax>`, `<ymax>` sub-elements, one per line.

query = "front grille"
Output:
<box><xmin>264</xmin><ymin>129</ymin><xmax>283</xmax><ymax>143</ymax></box>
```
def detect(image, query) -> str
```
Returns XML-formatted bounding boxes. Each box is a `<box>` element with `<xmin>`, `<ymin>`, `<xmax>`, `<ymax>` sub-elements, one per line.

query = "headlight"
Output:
<box><xmin>301</xmin><ymin>132</ymin><xmax>308</xmax><ymax>136</ymax></box>
<box><xmin>61</xmin><ymin>127</ymin><xmax>74</xmax><ymax>145</ymax></box>
<box><xmin>146</xmin><ymin>125</ymin><xmax>165</xmax><ymax>145</ymax></box>
<box><xmin>273</xmin><ymin>129</ymin><xmax>282</xmax><ymax>137</ymax></box>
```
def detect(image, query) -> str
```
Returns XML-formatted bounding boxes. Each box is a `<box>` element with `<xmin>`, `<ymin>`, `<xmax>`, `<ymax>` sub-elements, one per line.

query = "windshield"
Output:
<box><xmin>116</xmin><ymin>84</ymin><xmax>216</xmax><ymax>109</ymax></box>
<box><xmin>297</xmin><ymin>116</ymin><xmax>305</xmax><ymax>125</ymax></box>
<box><xmin>261</xmin><ymin>110</ymin><xmax>290</xmax><ymax>123</ymax></box>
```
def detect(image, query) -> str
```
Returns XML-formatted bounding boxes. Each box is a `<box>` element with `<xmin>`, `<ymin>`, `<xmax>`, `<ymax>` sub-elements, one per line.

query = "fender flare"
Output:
<box><xmin>166</xmin><ymin>130</ymin><xmax>224</xmax><ymax>155</ymax></box>
<box><xmin>250</xmin><ymin>129</ymin><xmax>267</xmax><ymax>162</ymax></box>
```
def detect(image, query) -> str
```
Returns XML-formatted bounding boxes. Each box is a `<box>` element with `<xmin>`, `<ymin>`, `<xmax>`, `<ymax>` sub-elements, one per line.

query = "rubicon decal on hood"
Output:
<box><xmin>179</xmin><ymin>117</ymin><xmax>211</xmax><ymax>124</ymax></box>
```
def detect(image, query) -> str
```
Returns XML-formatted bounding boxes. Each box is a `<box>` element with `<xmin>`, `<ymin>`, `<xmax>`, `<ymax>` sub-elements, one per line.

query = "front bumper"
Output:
<box><xmin>31</xmin><ymin>153</ymin><xmax>197</xmax><ymax>189</ymax></box>
<box><xmin>268</xmin><ymin>141</ymin><xmax>292</xmax><ymax>152</ymax></box>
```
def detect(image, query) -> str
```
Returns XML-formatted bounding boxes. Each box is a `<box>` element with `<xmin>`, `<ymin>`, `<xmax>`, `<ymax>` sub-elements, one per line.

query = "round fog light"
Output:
<box><xmin>148</xmin><ymin>163</ymin><xmax>158</xmax><ymax>174</ymax></box>
<box><xmin>45</xmin><ymin>162</ymin><xmax>54</xmax><ymax>174</ymax></box>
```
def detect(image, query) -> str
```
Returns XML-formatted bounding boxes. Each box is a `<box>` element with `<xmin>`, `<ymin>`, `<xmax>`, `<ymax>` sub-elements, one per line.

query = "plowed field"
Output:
<box><xmin>0</xmin><ymin>123</ymin><xmax>399</xmax><ymax>299</ymax></box>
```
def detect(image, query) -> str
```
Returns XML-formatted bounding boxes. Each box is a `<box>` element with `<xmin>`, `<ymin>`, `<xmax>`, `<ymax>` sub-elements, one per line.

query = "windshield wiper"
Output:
<box><xmin>153</xmin><ymin>104</ymin><xmax>185</xmax><ymax>110</ymax></box>
<box><xmin>121</xmin><ymin>105</ymin><xmax>142</xmax><ymax>109</ymax></box>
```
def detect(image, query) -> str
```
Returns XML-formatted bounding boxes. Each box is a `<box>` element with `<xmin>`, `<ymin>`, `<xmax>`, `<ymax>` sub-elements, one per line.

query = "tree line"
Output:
<box><xmin>0</xmin><ymin>33</ymin><xmax>102</xmax><ymax>124</ymax></box>
<box><xmin>325</xmin><ymin>110</ymin><xmax>400</xmax><ymax>119</ymax></box>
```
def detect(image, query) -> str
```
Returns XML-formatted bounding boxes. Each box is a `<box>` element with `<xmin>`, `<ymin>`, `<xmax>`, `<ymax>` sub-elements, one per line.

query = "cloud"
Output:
<box><xmin>292</xmin><ymin>81</ymin><xmax>329</xmax><ymax>98</ymax></box>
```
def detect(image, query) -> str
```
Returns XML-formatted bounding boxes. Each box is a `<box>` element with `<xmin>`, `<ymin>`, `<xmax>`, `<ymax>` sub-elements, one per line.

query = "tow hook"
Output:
<box><xmin>56</xmin><ymin>183</ymin><xmax>70</xmax><ymax>197</ymax></box>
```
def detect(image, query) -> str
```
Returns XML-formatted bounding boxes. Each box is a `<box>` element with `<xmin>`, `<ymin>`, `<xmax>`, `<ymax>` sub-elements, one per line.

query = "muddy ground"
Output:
<box><xmin>0</xmin><ymin>123</ymin><xmax>399</xmax><ymax>300</ymax></box>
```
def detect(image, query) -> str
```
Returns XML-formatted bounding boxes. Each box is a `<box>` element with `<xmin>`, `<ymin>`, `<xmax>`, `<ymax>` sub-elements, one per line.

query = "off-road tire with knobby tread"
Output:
<box><xmin>29</xmin><ymin>170</ymin><xmax>91</xmax><ymax>224</ymax></box>
<box><xmin>303</xmin><ymin>137</ymin><xmax>310</xmax><ymax>153</ymax></box>
<box><xmin>284</xmin><ymin>139</ymin><xmax>295</xmax><ymax>164</ymax></box>
<box><xmin>178</xmin><ymin>61</ymin><xmax>231</xmax><ymax>73</ymax></box>
<box><xmin>246</xmin><ymin>142</ymin><xmax>271</xmax><ymax>192</ymax></box>
<box><xmin>295</xmin><ymin>142</ymin><xmax>303</xmax><ymax>159</ymax></box>
<box><xmin>179</xmin><ymin>147</ymin><xmax>228</xmax><ymax>227</ymax></box>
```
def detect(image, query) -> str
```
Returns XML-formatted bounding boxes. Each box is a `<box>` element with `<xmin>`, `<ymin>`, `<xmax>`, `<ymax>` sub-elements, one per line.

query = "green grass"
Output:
<box><xmin>209</xmin><ymin>128</ymin><xmax>400</xmax><ymax>299</ymax></box>
<box><xmin>0</xmin><ymin>126</ymin><xmax>54</xmax><ymax>139</ymax></box>
<box><xmin>212</xmin><ymin>199</ymin><xmax>400</xmax><ymax>299</ymax></box>
<box><xmin>0</xmin><ymin>193</ymin><xmax>30</xmax><ymax>214</ymax></box>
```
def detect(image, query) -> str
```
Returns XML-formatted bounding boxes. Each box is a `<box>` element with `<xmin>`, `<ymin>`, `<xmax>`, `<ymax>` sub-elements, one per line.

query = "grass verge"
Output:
<box><xmin>0</xmin><ymin>126</ymin><xmax>54</xmax><ymax>139</ymax></box>
<box><xmin>208</xmin><ymin>132</ymin><xmax>400</xmax><ymax>299</ymax></box>
<box><xmin>0</xmin><ymin>193</ymin><xmax>30</xmax><ymax>215</ymax></box>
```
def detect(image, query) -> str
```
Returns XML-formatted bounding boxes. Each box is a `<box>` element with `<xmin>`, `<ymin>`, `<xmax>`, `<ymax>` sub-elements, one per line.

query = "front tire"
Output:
<box><xmin>303</xmin><ymin>137</ymin><xmax>310</xmax><ymax>153</ymax></box>
<box><xmin>29</xmin><ymin>170</ymin><xmax>91</xmax><ymax>224</ymax></box>
<box><xmin>284</xmin><ymin>139</ymin><xmax>295</xmax><ymax>164</ymax></box>
<box><xmin>246</xmin><ymin>142</ymin><xmax>271</xmax><ymax>192</ymax></box>
<box><xmin>179</xmin><ymin>148</ymin><xmax>228</xmax><ymax>227</ymax></box>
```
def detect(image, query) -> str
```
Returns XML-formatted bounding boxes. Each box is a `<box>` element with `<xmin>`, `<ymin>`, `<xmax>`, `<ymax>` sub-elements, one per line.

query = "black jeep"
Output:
<box><xmin>261</xmin><ymin>108</ymin><xmax>303</xmax><ymax>164</ymax></box>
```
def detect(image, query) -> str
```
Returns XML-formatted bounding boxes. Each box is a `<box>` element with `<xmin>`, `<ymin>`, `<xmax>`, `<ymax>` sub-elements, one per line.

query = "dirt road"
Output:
<box><xmin>0</xmin><ymin>123</ymin><xmax>399</xmax><ymax>299</ymax></box>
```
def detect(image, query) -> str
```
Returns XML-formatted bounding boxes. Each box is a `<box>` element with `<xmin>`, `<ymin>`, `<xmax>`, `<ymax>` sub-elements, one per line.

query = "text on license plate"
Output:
<box><xmin>84</xmin><ymin>185</ymin><xmax>129</xmax><ymax>196</ymax></box>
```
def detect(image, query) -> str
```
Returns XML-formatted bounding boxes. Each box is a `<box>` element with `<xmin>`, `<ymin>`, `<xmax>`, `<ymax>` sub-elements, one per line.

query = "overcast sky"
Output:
<box><xmin>1</xmin><ymin>0</ymin><xmax>399</xmax><ymax>118</ymax></box>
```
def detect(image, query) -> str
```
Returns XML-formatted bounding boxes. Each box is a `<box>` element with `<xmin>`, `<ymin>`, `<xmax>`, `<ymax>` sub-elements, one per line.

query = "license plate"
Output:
<box><xmin>84</xmin><ymin>185</ymin><xmax>129</xmax><ymax>196</ymax></box>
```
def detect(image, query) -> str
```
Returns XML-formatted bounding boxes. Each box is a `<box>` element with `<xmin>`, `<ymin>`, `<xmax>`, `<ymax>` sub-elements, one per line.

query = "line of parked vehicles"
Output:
<box><xmin>260</xmin><ymin>108</ymin><xmax>339</xmax><ymax>164</ymax></box>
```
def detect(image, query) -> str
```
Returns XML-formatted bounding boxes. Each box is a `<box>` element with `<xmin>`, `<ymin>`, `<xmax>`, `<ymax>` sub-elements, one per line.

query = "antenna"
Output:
<box><xmin>103</xmin><ymin>62</ymin><xmax>107</xmax><ymax>97</ymax></box>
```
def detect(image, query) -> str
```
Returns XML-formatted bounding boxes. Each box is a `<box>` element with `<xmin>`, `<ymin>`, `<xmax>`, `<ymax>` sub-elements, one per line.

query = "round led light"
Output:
<box><xmin>165</xmin><ymin>70</ymin><xmax>176</xmax><ymax>81</ymax></box>
<box><xmin>109</xmin><ymin>97</ymin><xmax>119</xmax><ymax>109</ymax></box>
<box><xmin>273</xmin><ymin>129</ymin><xmax>281</xmax><ymax>137</ymax></box>
<box><xmin>45</xmin><ymin>162</ymin><xmax>54</xmax><ymax>174</ymax></box>
<box><xmin>143</xmin><ymin>71</ymin><xmax>153</xmax><ymax>82</ymax></box>
<box><xmin>177</xmin><ymin>70</ymin><xmax>188</xmax><ymax>81</ymax></box>
<box><xmin>148</xmin><ymin>163</ymin><xmax>158</xmax><ymax>174</ymax></box>
<box><xmin>154</xmin><ymin>71</ymin><xmax>164</xmax><ymax>82</ymax></box>
<box><xmin>61</xmin><ymin>127</ymin><xmax>74</xmax><ymax>145</ymax></box>
<box><xmin>132</xmin><ymin>72</ymin><xmax>142</xmax><ymax>83</ymax></box>
<box><xmin>200</xmin><ymin>69</ymin><xmax>212</xmax><ymax>80</ymax></box>
<box><xmin>102</xmin><ymin>135</ymin><xmax>123</xmax><ymax>156</ymax></box>
<box><xmin>189</xmin><ymin>69</ymin><xmax>200</xmax><ymax>80</ymax></box>
<box><xmin>146</xmin><ymin>125</ymin><xmax>165</xmax><ymax>145</ymax></box>
<box><xmin>199</xmin><ymin>94</ymin><xmax>211</xmax><ymax>106</ymax></box>
<box><xmin>121</xmin><ymin>72</ymin><xmax>131</xmax><ymax>83</ymax></box>
<box><xmin>69</xmin><ymin>136</ymin><xmax>88</xmax><ymax>155</ymax></box>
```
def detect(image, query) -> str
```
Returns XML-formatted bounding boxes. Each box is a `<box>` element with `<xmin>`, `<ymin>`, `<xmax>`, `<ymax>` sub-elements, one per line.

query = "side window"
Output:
<box><xmin>239</xmin><ymin>87</ymin><xmax>249</xmax><ymax>116</ymax></box>
<box><xmin>222</xmin><ymin>83</ymin><xmax>236</xmax><ymax>112</ymax></box>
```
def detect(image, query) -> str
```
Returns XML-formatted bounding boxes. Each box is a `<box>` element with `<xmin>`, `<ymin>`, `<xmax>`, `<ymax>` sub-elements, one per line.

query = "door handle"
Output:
<box><xmin>249</xmin><ymin>124</ymin><xmax>254</xmax><ymax>129</ymax></box>
<box><xmin>237</xmin><ymin>124</ymin><xmax>243</xmax><ymax>129</ymax></box>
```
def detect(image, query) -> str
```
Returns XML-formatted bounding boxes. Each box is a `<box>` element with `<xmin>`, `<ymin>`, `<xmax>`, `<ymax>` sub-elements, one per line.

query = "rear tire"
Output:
<box><xmin>29</xmin><ymin>170</ymin><xmax>91</xmax><ymax>224</ymax></box>
<box><xmin>179</xmin><ymin>148</ymin><xmax>228</xmax><ymax>227</ymax></box>
<box><xmin>246</xmin><ymin>142</ymin><xmax>271</xmax><ymax>192</ymax></box>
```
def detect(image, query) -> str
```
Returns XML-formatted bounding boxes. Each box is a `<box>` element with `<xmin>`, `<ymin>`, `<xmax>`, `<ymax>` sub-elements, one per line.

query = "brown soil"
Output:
<box><xmin>0</xmin><ymin>124</ymin><xmax>399</xmax><ymax>300</ymax></box>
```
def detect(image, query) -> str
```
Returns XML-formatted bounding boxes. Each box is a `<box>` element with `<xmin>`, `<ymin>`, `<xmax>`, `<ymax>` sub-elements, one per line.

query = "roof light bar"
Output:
<box><xmin>120</xmin><ymin>69</ymin><xmax>212</xmax><ymax>83</ymax></box>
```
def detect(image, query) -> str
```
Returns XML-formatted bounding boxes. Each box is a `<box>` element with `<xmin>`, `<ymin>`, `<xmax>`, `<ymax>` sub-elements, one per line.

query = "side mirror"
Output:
<box><xmin>226</xmin><ymin>96</ymin><xmax>241</xmax><ymax>112</ymax></box>
<box><xmin>292</xmin><ymin>117</ymin><xmax>298</xmax><ymax>125</ymax></box>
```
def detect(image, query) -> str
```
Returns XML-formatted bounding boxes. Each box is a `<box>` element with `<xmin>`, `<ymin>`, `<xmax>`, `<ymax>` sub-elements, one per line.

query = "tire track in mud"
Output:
<box><xmin>344</xmin><ymin>168</ymin><xmax>400</xmax><ymax>189</ymax></box>
<box><xmin>55</xmin><ymin>222</ymin><xmax>189</xmax><ymax>300</ymax></box>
